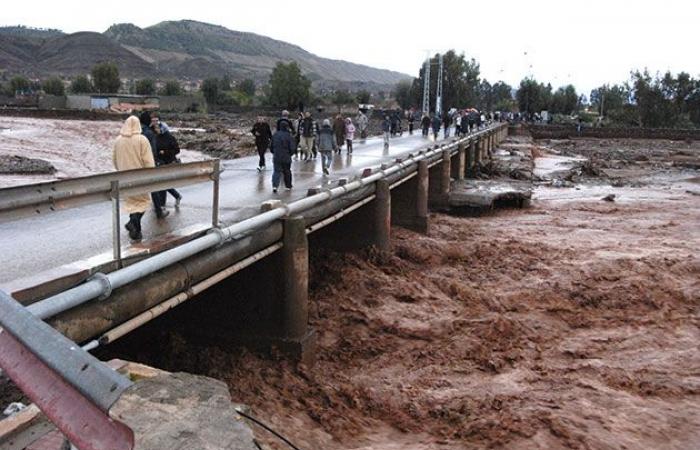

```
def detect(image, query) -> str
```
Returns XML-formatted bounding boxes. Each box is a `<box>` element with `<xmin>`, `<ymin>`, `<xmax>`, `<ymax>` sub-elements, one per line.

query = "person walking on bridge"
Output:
<box><xmin>421</xmin><ymin>114</ymin><xmax>431</xmax><ymax>137</ymax></box>
<box><xmin>443</xmin><ymin>113</ymin><xmax>452</xmax><ymax>139</ymax></box>
<box><xmin>356</xmin><ymin>110</ymin><xmax>369</xmax><ymax>140</ymax></box>
<box><xmin>151</xmin><ymin>113</ymin><xmax>183</xmax><ymax>207</ymax></box>
<box><xmin>251</xmin><ymin>116</ymin><xmax>272</xmax><ymax>171</ymax></box>
<box><xmin>381</xmin><ymin>115</ymin><xmax>391</xmax><ymax>149</ymax></box>
<box><xmin>333</xmin><ymin>114</ymin><xmax>346</xmax><ymax>153</ymax></box>
<box><xmin>317</xmin><ymin>119</ymin><xmax>337</xmax><ymax>175</ymax></box>
<box><xmin>271</xmin><ymin>121</ymin><xmax>295</xmax><ymax>193</ymax></box>
<box><xmin>299</xmin><ymin>112</ymin><xmax>318</xmax><ymax>161</ymax></box>
<box><xmin>344</xmin><ymin>117</ymin><xmax>355</xmax><ymax>154</ymax></box>
<box><xmin>431</xmin><ymin>113</ymin><xmax>441</xmax><ymax>140</ymax></box>
<box><xmin>113</xmin><ymin>116</ymin><xmax>156</xmax><ymax>241</ymax></box>
<box><xmin>139</xmin><ymin>111</ymin><xmax>169</xmax><ymax>219</ymax></box>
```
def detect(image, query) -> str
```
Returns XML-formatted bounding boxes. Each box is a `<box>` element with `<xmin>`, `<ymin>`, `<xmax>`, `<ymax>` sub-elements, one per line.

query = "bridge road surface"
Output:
<box><xmin>0</xmin><ymin>129</ymin><xmax>458</xmax><ymax>287</ymax></box>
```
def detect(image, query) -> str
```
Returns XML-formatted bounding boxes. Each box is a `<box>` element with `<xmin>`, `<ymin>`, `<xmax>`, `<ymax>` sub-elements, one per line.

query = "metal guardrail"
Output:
<box><xmin>0</xmin><ymin>289</ymin><xmax>134</xmax><ymax>450</ymax></box>
<box><xmin>0</xmin><ymin>159</ymin><xmax>221</xmax><ymax>265</ymax></box>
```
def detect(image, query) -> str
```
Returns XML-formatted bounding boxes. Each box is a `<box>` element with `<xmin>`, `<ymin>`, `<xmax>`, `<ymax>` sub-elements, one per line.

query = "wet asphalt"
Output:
<box><xmin>0</xmin><ymin>130</ymin><xmax>458</xmax><ymax>285</ymax></box>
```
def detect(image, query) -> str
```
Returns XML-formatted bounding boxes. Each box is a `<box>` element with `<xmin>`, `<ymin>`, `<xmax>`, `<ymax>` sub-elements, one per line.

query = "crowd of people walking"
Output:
<box><xmin>112</xmin><ymin>105</ymin><xmax>501</xmax><ymax>242</ymax></box>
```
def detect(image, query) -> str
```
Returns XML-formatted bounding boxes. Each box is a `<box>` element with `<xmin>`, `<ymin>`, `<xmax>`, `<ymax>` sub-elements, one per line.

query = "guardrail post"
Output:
<box><xmin>211</xmin><ymin>159</ymin><xmax>221</xmax><ymax>228</ymax></box>
<box><xmin>110</xmin><ymin>180</ymin><xmax>121</xmax><ymax>267</ymax></box>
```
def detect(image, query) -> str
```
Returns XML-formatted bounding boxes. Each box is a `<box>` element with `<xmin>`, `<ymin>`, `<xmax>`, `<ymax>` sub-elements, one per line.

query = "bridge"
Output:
<box><xmin>0</xmin><ymin>122</ymin><xmax>508</xmax><ymax>449</ymax></box>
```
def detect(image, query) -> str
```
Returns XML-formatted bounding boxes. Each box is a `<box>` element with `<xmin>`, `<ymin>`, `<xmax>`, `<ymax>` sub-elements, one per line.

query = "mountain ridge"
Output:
<box><xmin>0</xmin><ymin>20</ymin><xmax>409</xmax><ymax>89</ymax></box>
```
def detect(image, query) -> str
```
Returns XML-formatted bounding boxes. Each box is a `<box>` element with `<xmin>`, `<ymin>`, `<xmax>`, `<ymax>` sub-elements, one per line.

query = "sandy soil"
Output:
<box><xmin>0</xmin><ymin>117</ymin><xmax>208</xmax><ymax>187</ymax></box>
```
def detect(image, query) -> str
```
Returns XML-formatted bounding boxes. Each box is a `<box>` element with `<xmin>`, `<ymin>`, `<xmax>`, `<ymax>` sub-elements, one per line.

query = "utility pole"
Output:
<box><xmin>422</xmin><ymin>56</ymin><xmax>430</xmax><ymax>116</ymax></box>
<box><xmin>435</xmin><ymin>53</ymin><xmax>443</xmax><ymax>117</ymax></box>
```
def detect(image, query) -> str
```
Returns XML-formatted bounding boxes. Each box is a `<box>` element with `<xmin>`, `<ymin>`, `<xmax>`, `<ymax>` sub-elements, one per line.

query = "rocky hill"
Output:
<box><xmin>0</xmin><ymin>21</ymin><xmax>409</xmax><ymax>88</ymax></box>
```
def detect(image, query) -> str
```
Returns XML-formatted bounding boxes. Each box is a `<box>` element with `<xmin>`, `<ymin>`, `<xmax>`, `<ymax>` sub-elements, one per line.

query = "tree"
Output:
<box><xmin>201</xmin><ymin>78</ymin><xmax>220</xmax><ymax>105</ymax></box>
<box><xmin>550</xmin><ymin>85</ymin><xmax>578</xmax><ymax>115</ymax></box>
<box><xmin>70</xmin><ymin>75</ymin><xmax>93</xmax><ymax>94</ymax></box>
<box><xmin>394</xmin><ymin>80</ymin><xmax>414</xmax><ymax>110</ymax></box>
<box><xmin>411</xmin><ymin>50</ymin><xmax>481</xmax><ymax>112</ymax></box>
<box><xmin>10</xmin><ymin>76</ymin><xmax>30</xmax><ymax>95</ymax></box>
<box><xmin>237</xmin><ymin>78</ymin><xmax>256</xmax><ymax>97</ymax></box>
<box><xmin>267</xmin><ymin>62</ymin><xmax>310</xmax><ymax>110</ymax></box>
<box><xmin>91</xmin><ymin>62</ymin><xmax>120</xmax><ymax>93</ymax></box>
<box><xmin>333</xmin><ymin>90</ymin><xmax>354</xmax><ymax>109</ymax></box>
<box><xmin>160</xmin><ymin>80</ymin><xmax>182</xmax><ymax>96</ymax></box>
<box><xmin>219</xmin><ymin>74</ymin><xmax>232</xmax><ymax>92</ymax></box>
<box><xmin>42</xmin><ymin>77</ymin><xmax>65</xmax><ymax>96</ymax></box>
<box><xmin>356</xmin><ymin>90</ymin><xmax>371</xmax><ymax>104</ymax></box>
<box><xmin>135</xmin><ymin>79</ymin><xmax>156</xmax><ymax>95</ymax></box>
<box><xmin>491</xmin><ymin>81</ymin><xmax>514</xmax><ymax>111</ymax></box>
<box><xmin>590</xmin><ymin>84</ymin><xmax>630</xmax><ymax>116</ymax></box>
<box><xmin>516</xmin><ymin>78</ymin><xmax>552</xmax><ymax>115</ymax></box>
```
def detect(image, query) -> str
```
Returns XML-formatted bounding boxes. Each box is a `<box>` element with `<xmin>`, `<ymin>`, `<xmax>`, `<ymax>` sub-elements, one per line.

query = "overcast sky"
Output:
<box><xmin>3</xmin><ymin>0</ymin><xmax>696</xmax><ymax>96</ymax></box>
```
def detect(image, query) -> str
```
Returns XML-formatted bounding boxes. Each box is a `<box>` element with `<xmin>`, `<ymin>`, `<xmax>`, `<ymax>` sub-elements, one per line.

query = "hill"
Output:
<box><xmin>0</xmin><ymin>20</ymin><xmax>409</xmax><ymax>89</ymax></box>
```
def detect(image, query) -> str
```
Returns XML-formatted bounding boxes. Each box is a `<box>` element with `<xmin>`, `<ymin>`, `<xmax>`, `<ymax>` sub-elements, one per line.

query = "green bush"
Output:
<box><xmin>42</xmin><ymin>77</ymin><xmax>65</xmax><ymax>96</ymax></box>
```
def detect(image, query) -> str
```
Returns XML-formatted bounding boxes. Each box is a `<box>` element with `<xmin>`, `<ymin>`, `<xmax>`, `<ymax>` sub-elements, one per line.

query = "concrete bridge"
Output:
<box><xmin>0</xmin><ymin>122</ymin><xmax>508</xmax><ymax>449</ymax></box>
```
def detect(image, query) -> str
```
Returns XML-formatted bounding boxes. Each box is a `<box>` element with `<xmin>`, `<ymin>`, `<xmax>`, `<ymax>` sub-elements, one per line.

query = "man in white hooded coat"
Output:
<box><xmin>113</xmin><ymin>115</ymin><xmax>156</xmax><ymax>241</ymax></box>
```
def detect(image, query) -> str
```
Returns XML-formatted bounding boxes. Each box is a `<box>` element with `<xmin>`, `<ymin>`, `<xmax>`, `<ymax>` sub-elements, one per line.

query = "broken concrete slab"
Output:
<box><xmin>449</xmin><ymin>179</ymin><xmax>532</xmax><ymax>209</ymax></box>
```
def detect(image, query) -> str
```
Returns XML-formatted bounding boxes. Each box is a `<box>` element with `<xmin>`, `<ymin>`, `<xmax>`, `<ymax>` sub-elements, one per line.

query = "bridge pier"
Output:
<box><xmin>473</xmin><ymin>139</ymin><xmax>482</xmax><ymax>175</ymax></box>
<box><xmin>277</xmin><ymin>216</ymin><xmax>316</xmax><ymax>363</ymax></box>
<box><xmin>428</xmin><ymin>150</ymin><xmax>451</xmax><ymax>210</ymax></box>
<box><xmin>391</xmin><ymin>160</ymin><xmax>429</xmax><ymax>233</ymax></box>
<box><xmin>452</xmin><ymin>142</ymin><xmax>466</xmax><ymax>181</ymax></box>
<box><xmin>373</xmin><ymin>180</ymin><xmax>392</xmax><ymax>252</ymax></box>
<box><xmin>466</xmin><ymin>140</ymin><xmax>475</xmax><ymax>177</ymax></box>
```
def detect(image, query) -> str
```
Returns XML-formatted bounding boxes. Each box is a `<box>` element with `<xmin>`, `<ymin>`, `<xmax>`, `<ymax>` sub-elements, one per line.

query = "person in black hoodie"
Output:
<box><xmin>251</xmin><ymin>116</ymin><xmax>273</xmax><ymax>171</ymax></box>
<box><xmin>139</xmin><ymin>110</ymin><xmax>169</xmax><ymax>219</ymax></box>
<box><xmin>270</xmin><ymin>121</ymin><xmax>295</xmax><ymax>193</ymax></box>
<box><xmin>152</xmin><ymin>115</ymin><xmax>183</xmax><ymax>206</ymax></box>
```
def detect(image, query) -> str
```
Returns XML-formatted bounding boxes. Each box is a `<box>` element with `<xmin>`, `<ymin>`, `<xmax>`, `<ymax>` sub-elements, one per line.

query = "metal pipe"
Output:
<box><xmin>27</xmin><ymin>125</ymin><xmax>507</xmax><ymax>321</ymax></box>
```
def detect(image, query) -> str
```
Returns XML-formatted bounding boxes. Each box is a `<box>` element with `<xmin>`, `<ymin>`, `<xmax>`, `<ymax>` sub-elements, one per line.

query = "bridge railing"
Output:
<box><xmin>0</xmin><ymin>289</ymin><xmax>135</xmax><ymax>450</ymax></box>
<box><xmin>0</xmin><ymin>159</ymin><xmax>221</xmax><ymax>265</ymax></box>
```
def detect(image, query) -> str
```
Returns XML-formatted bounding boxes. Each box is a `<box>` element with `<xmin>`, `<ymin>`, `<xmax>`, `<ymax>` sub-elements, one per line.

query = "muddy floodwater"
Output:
<box><xmin>98</xmin><ymin>137</ymin><xmax>699</xmax><ymax>448</ymax></box>
<box><xmin>0</xmin><ymin>117</ymin><xmax>209</xmax><ymax>187</ymax></box>
<box><xmin>1</xmin><ymin>126</ymin><xmax>698</xmax><ymax>448</ymax></box>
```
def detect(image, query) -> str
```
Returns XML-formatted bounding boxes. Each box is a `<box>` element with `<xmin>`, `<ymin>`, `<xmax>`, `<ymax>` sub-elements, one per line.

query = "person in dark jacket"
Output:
<box><xmin>251</xmin><ymin>116</ymin><xmax>272</xmax><ymax>171</ymax></box>
<box><xmin>152</xmin><ymin>116</ymin><xmax>183</xmax><ymax>206</ymax></box>
<box><xmin>271</xmin><ymin>122</ymin><xmax>295</xmax><ymax>193</ymax></box>
<box><xmin>299</xmin><ymin>112</ymin><xmax>318</xmax><ymax>161</ymax></box>
<box><xmin>317</xmin><ymin>119</ymin><xmax>338</xmax><ymax>175</ymax></box>
<box><xmin>332</xmin><ymin>115</ymin><xmax>346</xmax><ymax>153</ymax></box>
<box><xmin>276</xmin><ymin>110</ymin><xmax>294</xmax><ymax>133</ymax></box>
<box><xmin>139</xmin><ymin>110</ymin><xmax>168</xmax><ymax>219</ymax></box>
<box><xmin>431</xmin><ymin>114</ymin><xmax>441</xmax><ymax>140</ymax></box>
<box><xmin>421</xmin><ymin>114</ymin><xmax>431</xmax><ymax>137</ymax></box>
<box><xmin>408</xmin><ymin>111</ymin><xmax>415</xmax><ymax>135</ymax></box>
<box><xmin>443</xmin><ymin>113</ymin><xmax>452</xmax><ymax>138</ymax></box>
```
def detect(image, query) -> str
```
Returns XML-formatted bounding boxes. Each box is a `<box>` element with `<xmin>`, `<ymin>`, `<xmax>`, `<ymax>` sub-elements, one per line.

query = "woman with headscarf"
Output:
<box><xmin>113</xmin><ymin>116</ymin><xmax>156</xmax><ymax>241</ymax></box>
